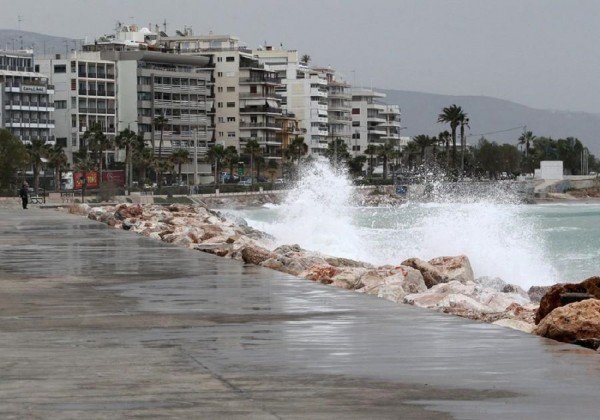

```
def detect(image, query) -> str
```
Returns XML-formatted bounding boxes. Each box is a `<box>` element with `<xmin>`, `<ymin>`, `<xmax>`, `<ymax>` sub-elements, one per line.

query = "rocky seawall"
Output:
<box><xmin>65</xmin><ymin>203</ymin><xmax>599</xmax><ymax>352</ymax></box>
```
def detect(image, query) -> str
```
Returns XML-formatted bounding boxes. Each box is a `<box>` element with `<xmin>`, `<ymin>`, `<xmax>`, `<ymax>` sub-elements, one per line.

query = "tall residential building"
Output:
<box><xmin>39</xmin><ymin>51</ymin><xmax>116</xmax><ymax>164</ymax></box>
<box><xmin>350</xmin><ymin>88</ymin><xmax>403</xmax><ymax>157</ymax></box>
<box><xmin>254</xmin><ymin>48</ymin><xmax>351</xmax><ymax>156</ymax></box>
<box><xmin>161</xmin><ymin>34</ymin><xmax>284</xmax><ymax>162</ymax></box>
<box><xmin>0</xmin><ymin>50</ymin><xmax>55</xmax><ymax>145</ymax></box>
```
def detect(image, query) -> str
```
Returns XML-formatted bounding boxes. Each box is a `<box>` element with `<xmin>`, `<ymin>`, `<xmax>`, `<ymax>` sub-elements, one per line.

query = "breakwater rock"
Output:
<box><xmin>67</xmin><ymin>203</ymin><xmax>539</xmax><ymax>334</ymax></box>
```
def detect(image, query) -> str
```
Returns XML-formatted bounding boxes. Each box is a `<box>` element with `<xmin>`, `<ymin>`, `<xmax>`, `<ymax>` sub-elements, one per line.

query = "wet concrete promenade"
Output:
<box><xmin>0</xmin><ymin>205</ymin><xmax>599</xmax><ymax>419</ymax></box>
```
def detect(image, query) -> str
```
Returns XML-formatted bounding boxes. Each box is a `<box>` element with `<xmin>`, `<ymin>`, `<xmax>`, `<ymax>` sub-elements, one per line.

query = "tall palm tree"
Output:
<box><xmin>301</xmin><ymin>54</ymin><xmax>311</xmax><ymax>65</ymax></box>
<box><xmin>267</xmin><ymin>159</ymin><xmax>279</xmax><ymax>182</ymax></box>
<box><xmin>437</xmin><ymin>105</ymin><xmax>465</xmax><ymax>170</ymax></box>
<box><xmin>376</xmin><ymin>140</ymin><xmax>397</xmax><ymax>180</ymax></box>
<box><xmin>26</xmin><ymin>138</ymin><xmax>49</xmax><ymax>193</ymax></box>
<box><xmin>364</xmin><ymin>144</ymin><xmax>378</xmax><ymax>180</ymax></box>
<box><xmin>223</xmin><ymin>145</ymin><xmax>239</xmax><ymax>178</ymax></box>
<box><xmin>115</xmin><ymin>128</ymin><xmax>143</xmax><ymax>189</ymax></box>
<box><xmin>518</xmin><ymin>130</ymin><xmax>535</xmax><ymax>158</ymax></box>
<box><xmin>153</xmin><ymin>114</ymin><xmax>168</xmax><ymax>159</ymax></box>
<box><xmin>170</xmin><ymin>149</ymin><xmax>189</xmax><ymax>184</ymax></box>
<box><xmin>412</xmin><ymin>134</ymin><xmax>434</xmax><ymax>164</ymax></box>
<box><xmin>244</xmin><ymin>138</ymin><xmax>262</xmax><ymax>185</ymax></box>
<box><xmin>207</xmin><ymin>143</ymin><xmax>225</xmax><ymax>186</ymax></box>
<box><xmin>133</xmin><ymin>147</ymin><xmax>155</xmax><ymax>186</ymax></box>
<box><xmin>284</xmin><ymin>136</ymin><xmax>308</xmax><ymax>164</ymax></box>
<box><xmin>459</xmin><ymin>114</ymin><xmax>470</xmax><ymax>173</ymax></box>
<box><xmin>83</xmin><ymin>122</ymin><xmax>112</xmax><ymax>185</ymax></box>
<box><xmin>47</xmin><ymin>144</ymin><xmax>68</xmax><ymax>191</ymax></box>
<box><xmin>438</xmin><ymin>130</ymin><xmax>451</xmax><ymax>168</ymax></box>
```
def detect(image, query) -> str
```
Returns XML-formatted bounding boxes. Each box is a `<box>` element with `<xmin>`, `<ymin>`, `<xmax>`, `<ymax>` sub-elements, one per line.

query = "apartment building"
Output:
<box><xmin>0</xmin><ymin>50</ymin><xmax>55</xmax><ymax>145</ymax></box>
<box><xmin>314</xmin><ymin>67</ymin><xmax>352</xmax><ymax>153</ymax></box>
<box><xmin>39</xmin><ymin>51</ymin><xmax>116</xmax><ymax>164</ymax></box>
<box><xmin>161</xmin><ymin>34</ymin><xmax>284</xmax><ymax>162</ymax></box>
<box><xmin>350</xmin><ymin>88</ymin><xmax>403</xmax><ymax>156</ymax></box>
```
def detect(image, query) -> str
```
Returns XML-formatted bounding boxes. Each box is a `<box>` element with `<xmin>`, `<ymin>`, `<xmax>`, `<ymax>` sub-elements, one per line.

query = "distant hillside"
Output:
<box><xmin>380</xmin><ymin>89</ymin><xmax>600</xmax><ymax>155</ymax></box>
<box><xmin>0</xmin><ymin>29</ymin><xmax>76</xmax><ymax>57</ymax></box>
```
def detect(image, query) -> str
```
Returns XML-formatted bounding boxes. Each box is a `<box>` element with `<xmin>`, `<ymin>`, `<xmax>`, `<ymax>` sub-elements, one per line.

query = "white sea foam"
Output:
<box><xmin>243</xmin><ymin>159</ymin><xmax>559</xmax><ymax>288</ymax></box>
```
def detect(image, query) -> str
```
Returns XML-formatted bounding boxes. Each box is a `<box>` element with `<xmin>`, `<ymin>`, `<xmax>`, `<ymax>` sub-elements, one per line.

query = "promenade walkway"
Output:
<box><xmin>0</xmin><ymin>205</ymin><xmax>598</xmax><ymax>418</ymax></box>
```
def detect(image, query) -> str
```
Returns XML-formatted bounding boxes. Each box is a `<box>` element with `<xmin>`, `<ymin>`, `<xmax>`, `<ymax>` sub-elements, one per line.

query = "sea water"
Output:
<box><xmin>233</xmin><ymin>160</ymin><xmax>600</xmax><ymax>289</ymax></box>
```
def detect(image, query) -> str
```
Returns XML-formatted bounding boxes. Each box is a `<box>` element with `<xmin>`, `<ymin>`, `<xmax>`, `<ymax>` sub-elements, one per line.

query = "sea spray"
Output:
<box><xmin>238</xmin><ymin>160</ymin><xmax>558</xmax><ymax>288</ymax></box>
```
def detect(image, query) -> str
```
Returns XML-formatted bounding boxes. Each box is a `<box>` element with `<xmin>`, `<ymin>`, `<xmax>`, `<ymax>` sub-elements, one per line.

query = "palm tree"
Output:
<box><xmin>518</xmin><ymin>130</ymin><xmax>535</xmax><ymax>158</ymax></box>
<box><xmin>404</xmin><ymin>140</ymin><xmax>421</xmax><ymax>170</ymax></box>
<box><xmin>244</xmin><ymin>138</ymin><xmax>262</xmax><ymax>185</ymax></box>
<box><xmin>223</xmin><ymin>145</ymin><xmax>239</xmax><ymax>178</ymax></box>
<box><xmin>73</xmin><ymin>157</ymin><xmax>95</xmax><ymax>202</ymax></box>
<box><xmin>170</xmin><ymin>149</ymin><xmax>189</xmax><ymax>184</ymax></box>
<box><xmin>153</xmin><ymin>114</ymin><xmax>168</xmax><ymax>159</ymax></box>
<box><xmin>284</xmin><ymin>136</ymin><xmax>308</xmax><ymax>164</ymax></box>
<box><xmin>115</xmin><ymin>128</ymin><xmax>142</xmax><ymax>189</ymax></box>
<box><xmin>376</xmin><ymin>140</ymin><xmax>397</xmax><ymax>180</ymax></box>
<box><xmin>47</xmin><ymin>144</ymin><xmax>68</xmax><ymax>191</ymax></box>
<box><xmin>412</xmin><ymin>134</ymin><xmax>434</xmax><ymax>164</ymax></box>
<box><xmin>83</xmin><ymin>122</ymin><xmax>112</xmax><ymax>185</ymax></box>
<box><xmin>364</xmin><ymin>144</ymin><xmax>378</xmax><ymax>180</ymax></box>
<box><xmin>459</xmin><ymin>114</ymin><xmax>470</xmax><ymax>173</ymax></box>
<box><xmin>301</xmin><ymin>54</ymin><xmax>311</xmax><ymax>65</ymax></box>
<box><xmin>438</xmin><ymin>130</ymin><xmax>451</xmax><ymax>167</ymax></box>
<box><xmin>207</xmin><ymin>143</ymin><xmax>225</xmax><ymax>186</ymax></box>
<box><xmin>26</xmin><ymin>138</ymin><xmax>49</xmax><ymax>193</ymax></box>
<box><xmin>437</xmin><ymin>105</ymin><xmax>465</xmax><ymax>170</ymax></box>
<box><xmin>133</xmin><ymin>147</ymin><xmax>155</xmax><ymax>186</ymax></box>
<box><xmin>267</xmin><ymin>159</ymin><xmax>279</xmax><ymax>182</ymax></box>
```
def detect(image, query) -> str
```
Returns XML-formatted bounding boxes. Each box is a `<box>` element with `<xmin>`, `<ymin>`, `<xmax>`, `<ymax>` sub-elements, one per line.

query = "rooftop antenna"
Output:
<box><xmin>163</xmin><ymin>19</ymin><xmax>167</xmax><ymax>34</ymax></box>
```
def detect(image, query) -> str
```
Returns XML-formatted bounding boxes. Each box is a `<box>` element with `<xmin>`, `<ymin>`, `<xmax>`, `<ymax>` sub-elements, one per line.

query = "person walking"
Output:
<box><xmin>19</xmin><ymin>182</ymin><xmax>29</xmax><ymax>209</ymax></box>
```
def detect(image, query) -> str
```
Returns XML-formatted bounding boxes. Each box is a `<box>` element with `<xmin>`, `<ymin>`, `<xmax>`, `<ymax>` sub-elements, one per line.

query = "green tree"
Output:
<box><xmin>244</xmin><ymin>138</ymin><xmax>262</xmax><ymax>184</ymax></box>
<box><xmin>83</xmin><ymin>122</ymin><xmax>112</xmax><ymax>185</ymax></box>
<box><xmin>223</xmin><ymin>145</ymin><xmax>239</xmax><ymax>178</ymax></box>
<box><xmin>207</xmin><ymin>143</ymin><xmax>225</xmax><ymax>186</ymax></box>
<box><xmin>364</xmin><ymin>144</ymin><xmax>378</xmax><ymax>179</ymax></box>
<box><xmin>348</xmin><ymin>155</ymin><xmax>367</xmax><ymax>178</ymax></box>
<box><xmin>459</xmin><ymin>114</ymin><xmax>470</xmax><ymax>173</ymax></box>
<box><xmin>153</xmin><ymin>114</ymin><xmax>168</xmax><ymax>160</ymax></box>
<box><xmin>376</xmin><ymin>140</ymin><xmax>397</xmax><ymax>180</ymax></box>
<box><xmin>133</xmin><ymin>147</ymin><xmax>156</xmax><ymax>186</ymax></box>
<box><xmin>26</xmin><ymin>138</ymin><xmax>50</xmax><ymax>192</ymax></box>
<box><xmin>47</xmin><ymin>144</ymin><xmax>68</xmax><ymax>192</ymax></box>
<box><xmin>73</xmin><ymin>156</ymin><xmax>95</xmax><ymax>201</ymax></box>
<box><xmin>412</xmin><ymin>134</ymin><xmax>435</xmax><ymax>164</ymax></box>
<box><xmin>266</xmin><ymin>159</ymin><xmax>279</xmax><ymax>181</ymax></box>
<box><xmin>438</xmin><ymin>130</ymin><xmax>451</xmax><ymax>168</ymax></box>
<box><xmin>115</xmin><ymin>128</ymin><xmax>143</xmax><ymax>189</ymax></box>
<box><xmin>324</xmin><ymin>138</ymin><xmax>350</xmax><ymax>167</ymax></box>
<box><xmin>0</xmin><ymin>129</ymin><xmax>28</xmax><ymax>190</ymax></box>
<box><xmin>284</xmin><ymin>136</ymin><xmax>308</xmax><ymax>164</ymax></box>
<box><xmin>170</xmin><ymin>149</ymin><xmax>189</xmax><ymax>184</ymax></box>
<box><xmin>301</xmin><ymin>54</ymin><xmax>311</xmax><ymax>65</ymax></box>
<box><xmin>437</xmin><ymin>104</ymin><xmax>465</xmax><ymax>170</ymax></box>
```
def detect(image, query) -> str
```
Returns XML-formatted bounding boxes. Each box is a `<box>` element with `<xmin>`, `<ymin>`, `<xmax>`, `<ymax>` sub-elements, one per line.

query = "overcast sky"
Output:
<box><xmin>2</xmin><ymin>0</ymin><xmax>600</xmax><ymax>113</ymax></box>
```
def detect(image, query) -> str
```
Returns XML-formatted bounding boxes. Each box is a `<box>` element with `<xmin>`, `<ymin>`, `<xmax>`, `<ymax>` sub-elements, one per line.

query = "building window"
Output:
<box><xmin>217</xmin><ymin>72</ymin><xmax>223</xmax><ymax>77</ymax></box>
<box><xmin>218</xmin><ymin>117</ymin><xmax>224</xmax><ymax>123</ymax></box>
<box><xmin>218</xmin><ymin>131</ymin><xmax>224</xmax><ymax>137</ymax></box>
<box><xmin>226</xmin><ymin>102</ymin><xmax>235</xmax><ymax>108</ymax></box>
<box><xmin>352</xmin><ymin>121</ymin><xmax>360</xmax><ymax>127</ymax></box>
<box><xmin>352</xmin><ymin>108</ymin><xmax>360</xmax><ymax>114</ymax></box>
<box><xmin>227</xmin><ymin>117</ymin><xmax>236</xmax><ymax>122</ymax></box>
<box><xmin>217</xmin><ymin>102</ymin><xmax>223</xmax><ymax>108</ymax></box>
<box><xmin>55</xmin><ymin>100</ymin><xmax>67</xmax><ymax>109</ymax></box>
<box><xmin>227</xmin><ymin>132</ymin><xmax>236</xmax><ymax>138</ymax></box>
<box><xmin>71</xmin><ymin>79</ymin><xmax>76</xmax><ymax>91</ymax></box>
<box><xmin>71</xmin><ymin>97</ymin><xmax>77</xmax><ymax>108</ymax></box>
<box><xmin>71</xmin><ymin>134</ymin><xmax>77</xmax><ymax>147</ymax></box>
<box><xmin>54</xmin><ymin>64</ymin><xmax>66</xmax><ymax>73</ymax></box>
<box><xmin>226</xmin><ymin>86</ymin><xmax>235</xmax><ymax>92</ymax></box>
<box><xmin>226</xmin><ymin>56</ymin><xmax>235</xmax><ymax>62</ymax></box>
<box><xmin>217</xmin><ymin>86</ymin><xmax>223</xmax><ymax>92</ymax></box>
<box><xmin>352</xmin><ymin>145</ymin><xmax>361</xmax><ymax>151</ymax></box>
<box><xmin>56</xmin><ymin>137</ymin><xmax>67</xmax><ymax>147</ymax></box>
<box><xmin>217</xmin><ymin>57</ymin><xmax>223</xmax><ymax>62</ymax></box>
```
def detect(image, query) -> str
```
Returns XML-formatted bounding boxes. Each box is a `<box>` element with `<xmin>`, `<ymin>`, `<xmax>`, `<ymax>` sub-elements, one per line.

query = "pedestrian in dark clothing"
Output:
<box><xmin>19</xmin><ymin>182</ymin><xmax>29</xmax><ymax>209</ymax></box>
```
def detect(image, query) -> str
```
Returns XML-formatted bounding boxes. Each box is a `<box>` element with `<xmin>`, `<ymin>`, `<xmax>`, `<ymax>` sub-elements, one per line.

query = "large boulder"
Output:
<box><xmin>534</xmin><ymin>299</ymin><xmax>600</xmax><ymax>349</ymax></box>
<box><xmin>376</xmin><ymin>266</ymin><xmax>426</xmax><ymax>303</ymax></box>
<box><xmin>428</xmin><ymin>255</ymin><xmax>474</xmax><ymax>284</ymax></box>
<box><xmin>241</xmin><ymin>244</ymin><xmax>275</xmax><ymax>265</ymax></box>
<box><xmin>401</xmin><ymin>258</ymin><xmax>445</xmax><ymax>288</ymax></box>
<box><xmin>534</xmin><ymin>276</ymin><xmax>600</xmax><ymax>324</ymax></box>
<box><xmin>402</xmin><ymin>255</ymin><xmax>474</xmax><ymax>288</ymax></box>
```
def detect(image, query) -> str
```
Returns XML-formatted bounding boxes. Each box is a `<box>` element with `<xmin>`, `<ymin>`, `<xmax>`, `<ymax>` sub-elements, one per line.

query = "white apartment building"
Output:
<box><xmin>0</xmin><ymin>50</ymin><xmax>55</xmax><ymax>145</ymax></box>
<box><xmin>161</xmin><ymin>34</ymin><xmax>284</xmax><ymax>160</ymax></box>
<box><xmin>350</xmin><ymin>88</ymin><xmax>402</xmax><ymax>156</ymax></box>
<box><xmin>254</xmin><ymin>48</ymin><xmax>352</xmax><ymax>156</ymax></box>
<box><xmin>39</xmin><ymin>51</ymin><xmax>116</xmax><ymax>164</ymax></box>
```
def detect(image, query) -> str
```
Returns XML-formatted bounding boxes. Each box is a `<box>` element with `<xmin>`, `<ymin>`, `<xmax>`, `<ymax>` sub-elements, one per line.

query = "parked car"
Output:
<box><xmin>238</xmin><ymin>178</ymin><xmax>252</xmax><ymax>186</ymax></box>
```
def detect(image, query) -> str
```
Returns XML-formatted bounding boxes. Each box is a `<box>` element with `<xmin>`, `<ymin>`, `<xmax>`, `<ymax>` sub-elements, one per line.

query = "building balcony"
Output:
<box><xmin>239</xmin><ymin>121</ymin><xmax>282</xmax><ymax>130</ymax></box>
<box><xmin>367</xmin><ymin>116</ymin><xmax>387</xmax><ymax>123</ymax></box>
<box><xmin>239</xmin><ymin>106</ymin><xmax>281</xmax><ymax>114</ymax></box>
<box><xmin>239</xmin><ymin>92</ymin><xmax>279</xmax><ymax>100</ymax></box>
<box><xmin>239</xmin><ymin>76</ymin><xmax>280</xmax><ymax>85</ymax></box>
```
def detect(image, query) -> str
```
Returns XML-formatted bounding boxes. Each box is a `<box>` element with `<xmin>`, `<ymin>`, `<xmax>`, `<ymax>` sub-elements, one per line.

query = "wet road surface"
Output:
<box><xmin>0</xmin><ymin>206</ymin><xmax>598</xmax><ymax>419</ymax></box>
